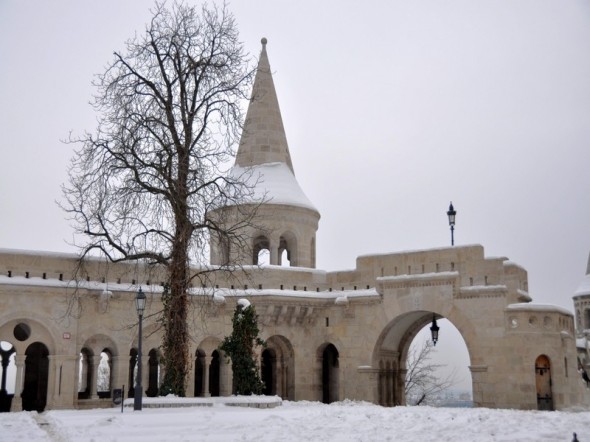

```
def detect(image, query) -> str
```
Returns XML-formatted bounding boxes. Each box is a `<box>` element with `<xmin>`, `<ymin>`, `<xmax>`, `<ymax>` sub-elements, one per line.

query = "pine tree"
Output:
<box><xmin>220</xmin><ymin>301</ymin><xmax>265</xmax><ymax>395</ymax></box>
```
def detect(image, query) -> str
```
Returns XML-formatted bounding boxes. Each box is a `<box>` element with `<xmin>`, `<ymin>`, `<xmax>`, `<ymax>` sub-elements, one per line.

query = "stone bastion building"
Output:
<box><xmin>0</xmin><ymin>40</ymin><xmax>587</xmax><ymax>412</ymax></box>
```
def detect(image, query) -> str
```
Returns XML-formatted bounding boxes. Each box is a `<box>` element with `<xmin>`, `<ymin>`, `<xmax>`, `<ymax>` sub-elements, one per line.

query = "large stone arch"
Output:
<box><xmin>0</xmin><ymin>315</ymin><xmax>59</xmax><ymax>412</ymax></box>
<box><xmin>0</xmin><ymin>315</ymin><xmax>57</xmax><ymax>356</ymax></box>
<box><xmin>372</xmin><ymin>309</ymin><xmax>475</xmax><ymax>406</ymax></box>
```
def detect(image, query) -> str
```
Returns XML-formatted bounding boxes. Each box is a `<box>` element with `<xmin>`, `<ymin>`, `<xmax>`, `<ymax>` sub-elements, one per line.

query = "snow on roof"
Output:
<box><xmin>506</xmin><ymin>302</ymin><xmax>573</xmax><ymax>316</ymax></box>
<box><xmin>0</xmin><ymin>248</ymin><xmax>77</xmax><ymax>259</ymax></box>
<box><xmin>0</xmin><ymin>275</ymin><xmax>379</xmax><ymax>301</ymax></box>
<box><xmin>460</xmin><ymin>284</ymin><xmax>507</xmax><ymax>292</ymax></box>
<box><xmin>357</xmin><ymin>244</ymin><xmax>484</xmax><ymax>259</ymax></box>
<box><xmin>574</xmin><ymin>274</ymin><xmax>590</xmax><ymax>297</ymax></box>
<box><xmin>378</xmin><ymin>271</ymin><xmax>458</xmax><ymax>282</ymax></box>
<box><xmin>230</xmin><ymin>162</ymin><xmax>318</xmax><ymax>212</ymax></box>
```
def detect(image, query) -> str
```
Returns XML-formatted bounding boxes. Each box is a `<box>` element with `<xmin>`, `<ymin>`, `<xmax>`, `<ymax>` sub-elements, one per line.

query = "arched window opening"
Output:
<box><xmin>97</xmin><ymin>350</ymin><xmax>112</xmax><ymax>398</ymax></box>
<box><xmin>257</xmin><ymin>249</ymin><xmax>270</xmax><ymax>266</ymax></box>
<box><xmin>279</xmin><ymin>249</ymin><xmax>290</xmax><ymax>267</ymax></box>
<box><xmin>278</xmin><ymin>235</ymin><xmax>297</xmax><ymax>267</ymax></box>
<box><xmin>321</xmin><ymin>344</ymin><xmax>339</xmax><ymax>404</ymax></box>
<box><xmin>78</xmin><ymin>349</ymin><xmax>92</xmax><ymax>400</ymax></box>
<box><xmin>253</xmin><ymin>236</ymin><xmax>270</xmax><ymax>265</ymax></box>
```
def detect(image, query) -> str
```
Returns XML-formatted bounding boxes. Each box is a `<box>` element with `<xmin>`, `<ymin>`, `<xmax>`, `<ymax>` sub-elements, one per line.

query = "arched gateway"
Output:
<box><xmin>0</xmin><ymin>39</ymin><xmax>586</xmax><ymax>411</ymax></box>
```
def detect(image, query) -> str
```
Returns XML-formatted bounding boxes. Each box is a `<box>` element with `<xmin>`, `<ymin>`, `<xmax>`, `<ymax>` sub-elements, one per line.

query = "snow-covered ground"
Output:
<box><xmin>1</xmin><ymin>399</ymin><xmax>589</xmax><ymax>442</ymax></box>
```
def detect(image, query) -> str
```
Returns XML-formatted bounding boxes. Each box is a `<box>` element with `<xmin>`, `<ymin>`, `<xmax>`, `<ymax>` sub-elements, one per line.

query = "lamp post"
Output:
<box><xmin>430</xmin><ymin>314</ymin><xmax>440</xmax><ymax>346</ymax></box>
<box><xmin>447</xmin><ymin>202</ymin><xmax>456</xmax><ymax>246</ymax></box>
<box><xmin>134</xmin><ymin>287</ymin><xmax>146</xmax><ymax>411</ymax></box>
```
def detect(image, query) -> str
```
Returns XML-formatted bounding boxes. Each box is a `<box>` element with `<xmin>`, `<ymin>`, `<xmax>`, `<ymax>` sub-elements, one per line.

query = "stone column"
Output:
<box><xmin>269</xmin><ymin>236</ymin><xmax>279</xmax><ymax>265</ymax></box>
<box><xmin>276</xmin><ymin>357</ymin><xmax>284</xmax><ymax>398</ymax></box>
<box><xmin>203</xmin><ymin>356</ymin><xmax>211</xmax><ymax>397</ymax></box>
<box><xmin>10</xmin><ymin>355</ymin><xmax>26</xmax><ymax>412</ymax></box>
<box><xmin>141</xmin><ymin>357</ymin><xmax>149</xmax><ymax>397</ymax></box>
<box><xmin>221</xmin><ymin>357</ymin><xmax>232</xmax><ymax>396</ymax></box>
<box><xmin>46</xmin><ymin>355</ymin><xmax>58</xmax><ymax>409</ymax></box>
<box><xmin>90</xmin><ymin>356</ymin><xmax>100</xmax><ymax>400</ymax></box>
<box><xmin>111</xmin><ymin>356</ymin><xmax>126</xmax><ymax>396</ymax></box>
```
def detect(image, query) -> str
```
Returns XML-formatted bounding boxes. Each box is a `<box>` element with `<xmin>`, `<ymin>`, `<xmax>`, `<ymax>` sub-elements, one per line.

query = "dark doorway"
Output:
<box><xmin>209</xmin><ymin>351</ymin><xmax>220</xmax><ymax>397</ymax></box>
<box><xmin>147</xmin><ymin>349</ymin><xmax>159</xmax><ymax>397</ymax></box>
<box><xmin>22</xmin><ymin>342</ymin><xmax>49</xmax><ymax>412</ymax></box>
<box><xmin>535</xmin><ymin>355</ymin><xmax>553</xmax><ymax>410</ymax></box>
<box><xmin>262</xmin><ymin>349</ymin><xmax>275</xmax><ymax>395</ymax></box>
<box><xmin>322</xmin><ymin>344</ymin><xmax>339</xmax><ymax>404</ymax></box>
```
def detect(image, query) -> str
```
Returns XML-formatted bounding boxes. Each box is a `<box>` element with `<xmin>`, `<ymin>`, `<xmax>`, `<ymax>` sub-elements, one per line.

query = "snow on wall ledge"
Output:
<box><xmin>506</xmin><ymin>302</ymin><xmax>573</xmax><ymax>316</ymax></box>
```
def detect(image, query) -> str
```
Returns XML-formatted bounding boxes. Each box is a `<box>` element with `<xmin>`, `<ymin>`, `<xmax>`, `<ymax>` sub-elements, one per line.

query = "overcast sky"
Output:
<box><xmin>1</xmin><ymin>1</ymin><xmax>589</xmax><ymax>390</ymax></box>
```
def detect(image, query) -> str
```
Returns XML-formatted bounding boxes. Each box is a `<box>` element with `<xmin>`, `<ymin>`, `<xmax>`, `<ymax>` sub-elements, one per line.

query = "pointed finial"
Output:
<box><xmin>261</xmin><ymin>37</ymin><xmax>267</xmax><ymax>47</ymax></box>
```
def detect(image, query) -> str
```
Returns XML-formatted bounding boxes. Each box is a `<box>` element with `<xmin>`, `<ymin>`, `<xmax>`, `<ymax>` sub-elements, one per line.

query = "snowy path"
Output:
<box><xmin>1</xmin><ymin>401</ymin><xmax>589</xmax><ymax>441</ymax></box>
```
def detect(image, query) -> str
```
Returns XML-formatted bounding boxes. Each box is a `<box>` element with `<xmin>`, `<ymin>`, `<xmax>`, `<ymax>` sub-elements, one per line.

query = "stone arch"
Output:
<box><xmin>278</xmin><ymin>231</ymin><xmax>297</xmax><ymax>267</ymax></box>
<box><xmin>262</xmin><ymin>335</ymin><xmax>295</xmax><ymax>399</ymax></box>
<box><xmin>22</xmin><ymin>342</ymin><xmax>49</xmax><ymax>412</ymax></box>
<box><xmin>0</xmin><ymin>316</ymin><xmax>57</xmax><ymax>357</ymax></box>
<box><xmin>79</xmin><ymin>334</ymin><xmax>118</xmax><ymax>400</ymax></box>
<box><xmin>317</xmin><ymin>342</ymin><xmax>339</xmax><ymax>404</ymax></box>
<box><xmin>253</xmin><ymin>235</ymin><xmax>271</xmax><ymax>265</ymax></box>
<box><xmin>195</xmin><ymin>337</ymin><xmax>225</xmax><ymax>397</ymax></box>
<box><xmin>372</xmin><ymin>310</ymin><xmax>474</xmax><ymax>406</ymax></box>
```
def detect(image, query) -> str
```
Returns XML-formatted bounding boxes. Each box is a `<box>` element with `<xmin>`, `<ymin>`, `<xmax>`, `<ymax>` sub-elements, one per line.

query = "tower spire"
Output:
<box><xmin>236</xmin><ymin>38</ymin><xmax>294</xmax><ymax>172</ymax></box>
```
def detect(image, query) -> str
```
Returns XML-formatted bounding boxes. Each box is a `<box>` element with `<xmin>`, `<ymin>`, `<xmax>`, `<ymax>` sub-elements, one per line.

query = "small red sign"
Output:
<box><xmin>63</xmin><ymin>332</ymin><xmax>71</xmax><ymax>340</ymax></box>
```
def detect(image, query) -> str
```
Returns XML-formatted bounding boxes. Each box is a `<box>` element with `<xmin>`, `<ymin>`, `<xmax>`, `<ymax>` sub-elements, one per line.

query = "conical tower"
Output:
<box><xmin>236</xmin><ymin>37</ymin><xmax>294</xmax><ymax>173</ymax></box>
<box><xmin>210</xmin><ymin>38</ymin><xmax>320</xmax><ymax>268</ymax></box>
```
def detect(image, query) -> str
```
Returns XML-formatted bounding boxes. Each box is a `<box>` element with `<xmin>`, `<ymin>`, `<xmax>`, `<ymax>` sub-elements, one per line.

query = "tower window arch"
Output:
<box><xmin>253</xmin><ymin>236</ymin><xmax>270</xmax><ymax>265</ymax></box>
<box><xmin>279</xmin><ymin>232</ymin><xmax>298</xmax><ymax>267</ymax></box>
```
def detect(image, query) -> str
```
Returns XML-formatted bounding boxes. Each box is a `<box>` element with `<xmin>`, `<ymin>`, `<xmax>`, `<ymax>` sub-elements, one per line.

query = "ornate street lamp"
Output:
<box><xmin>430</xmin><ymin>314</ymin><xmax>440</xmax><ymax>346</ymax></box>
<box><xmin>447</xmin><ymin>202</ymin><xmax>456</xmax><ymax>246</ymax></box>
<box><xmin>134</xmin><ymin>287</ymin><xmax>146</xmax><ymax>411</ymax></box>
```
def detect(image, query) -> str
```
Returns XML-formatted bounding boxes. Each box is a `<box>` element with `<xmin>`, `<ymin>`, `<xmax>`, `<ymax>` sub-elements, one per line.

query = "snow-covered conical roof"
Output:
<box><xmin>231</xmin><ymin>39</ymin><xmax>318</xmax><ymax>213</ymax></box>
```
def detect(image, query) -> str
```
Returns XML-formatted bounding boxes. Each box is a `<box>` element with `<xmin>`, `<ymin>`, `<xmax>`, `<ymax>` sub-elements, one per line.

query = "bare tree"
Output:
<box><xmin>405</xmin><ymin>339</ymin><xmax>457</xmax><ymax>406</ymax></box>
<box><xmin>62</xmin><ymin>1</ymin><xmax>257</xmax><ymax>396</ymax></box>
